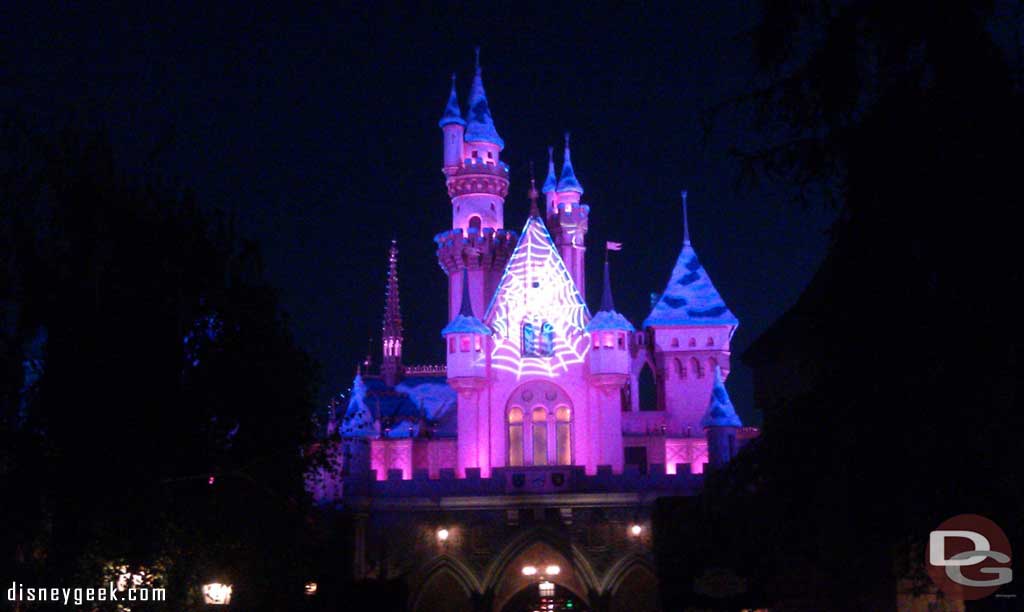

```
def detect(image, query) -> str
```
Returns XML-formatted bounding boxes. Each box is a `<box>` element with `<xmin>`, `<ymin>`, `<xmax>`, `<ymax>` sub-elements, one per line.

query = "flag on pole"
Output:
<box><xmin>606</xmin><ymin>241</ymin><xmax>623</xmax><ymax>251</ymax></box>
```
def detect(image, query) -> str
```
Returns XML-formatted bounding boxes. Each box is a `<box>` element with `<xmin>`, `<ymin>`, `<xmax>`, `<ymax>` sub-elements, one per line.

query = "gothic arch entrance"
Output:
<box><xmin>500</xmin><ymin>582</ymin><xmax>590</xmax><ymax>612</ymax></box>
<box><xmin>504</xmin><ymin>381</ymin><xmax>574</xmax><ymax>467</ymax></box>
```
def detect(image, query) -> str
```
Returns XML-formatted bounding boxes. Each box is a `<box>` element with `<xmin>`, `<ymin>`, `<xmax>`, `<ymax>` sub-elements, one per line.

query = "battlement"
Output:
<box><xmin>446</xmin><ymin>159</ymin><xmax>510</xmax><ymax>198</ymax></box>
<box><xmin>331</xmin><ymin>463</ymin><xmax>702</xmax><ymax>503</ymax></box>
<box><xmin>404</xmin><ymin>363</ymin><xmax>447</xmax><ymax>376</ymax></box>
<box><xmin>434</xmin><ymin>227</ymin><xmax>517</xmax><ymax>275</ymax></box>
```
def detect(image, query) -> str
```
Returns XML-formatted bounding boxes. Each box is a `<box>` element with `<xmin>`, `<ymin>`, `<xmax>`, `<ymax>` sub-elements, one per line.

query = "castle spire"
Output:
<box><xmin>682</xmin><ymin>189</ymin><xmax>691</xmax><ymax>246</ymax></box>
<box><xmin>381</xmin><ymin>239</ymin><xmax>403</xmax><ymax>386</ymax></box>
<box><xmin>442</xmin><ymin>267</ymin><xmax>491</xmax><ymax>336</ymax></box>
<box><xmin>458</xmin><ymin>267</ymin><xmax>475</xmax><ymax>318</ymax></box>
<box><xmin>600</xmin><ymin>258</ymin><xmax>616</xmax><ymax>313</ymax></box>
<box><xmin>528</xmin><ymin>161</ymin><xmax>540</xmax><ymax>218</ymax></box>
<box><xmin>542</xmin><ymin>146</ymin><xmax>557</xmax><ymax>193</ymax></box>
<box><xmin>464</xmin><ymin>48</ymin><xmax>504</xmax><ymax>148</ymax></box>
<box><xmin>556</xmin><ymin>132</ymin><xmax>584</xmax><ymax>194</ymax></box>
<box><xmin>438</xmin><ymin>73</ymin><xmax>466</xmax><ymax>128</ymax></box>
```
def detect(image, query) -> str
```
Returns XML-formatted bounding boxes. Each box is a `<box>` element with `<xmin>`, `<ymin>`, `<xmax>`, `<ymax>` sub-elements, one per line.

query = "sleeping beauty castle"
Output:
<box><xmin>310</xmin><ymin>52</ymin><xmax>758</xmax><ymax>612</ymax></box>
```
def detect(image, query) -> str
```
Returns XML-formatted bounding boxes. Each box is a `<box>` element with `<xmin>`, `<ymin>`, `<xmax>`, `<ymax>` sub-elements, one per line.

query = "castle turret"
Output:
<box><xmin>339</xmin><ymin>372</ymin><xmax>377</xmax><ymax>486</ymax></box>
<box><xmin>547</xmin><ymin>133</ymin><xmax>589</xmax><ymax>298</ymax></box>
<box><xmin>443</xmin><ymin>268</ymin><xmax>492</xmax><ymax>476</ymax></box>
<box><xmin>542</xmin><ymin>146</ymin><xmax>557</xmax><ymax>214</ymax></box>
<box><xmin>643</xmin><ymin>191</ymin><xmax>738</xmax><ymax>435</ymax></box>
<box><xmin>439</xmin><ymin>73</ymin><xmax>466</xmax><ymax>172</ymax></box>
<box><xmin>435</xmin><ymin>50</ymin><xmax>515</xmax><ymax>326</ymax></box>
<box><xmin>381</xmin><ymin>240</ymin><xmax>404</xmax><ymax>386</ymax></box>
<box><xmin>701</xmin><ymin>366</ymin><xmax>742</xmax><ymax>469</ymax></box>
<box><xmin>586</xmin><ymin>253</ymin><xmax>634</xmax><ymax>471</ymax></box>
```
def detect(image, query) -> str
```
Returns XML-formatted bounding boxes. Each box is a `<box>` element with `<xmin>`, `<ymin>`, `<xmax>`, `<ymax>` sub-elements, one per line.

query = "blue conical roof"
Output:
<box><xmin>442</xmin><ymin>268</ymin><xmax>492</xmax><ymax>336</ymax></box>
<box><xmin>438</xmin><ymin>74</ymin><xmax>465</xmax><ymax>128</ymax></box>
<box><xmin>556</xmin><ymin>133</ymin><xmax>584</xmax><ymax>194</ymax></box>
<box><xmin>701</xmin><ymin>367</ymin><xmax>743</xmax><ymax>428</ymax></box>
<box><xmin>340</xmin><ymin>373</ymin><xmax>379</xmax><ymax>437</ymax></box>
<box><xmin>463</xmin><ymin>52</ymin><xmax>504</xmax><ymax>148</ymax></box>
<box><xmin>542</xmin><ymin>146</ymin><xmax>557</xmax><ymax>194</ymax></box>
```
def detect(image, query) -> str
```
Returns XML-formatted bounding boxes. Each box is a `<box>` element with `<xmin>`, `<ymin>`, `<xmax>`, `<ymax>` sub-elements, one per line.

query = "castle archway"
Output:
<box><xmin>485</xmin><ymin>529</ymin><xmax>598</xmax><ymax>612</ymax></box>
<box><xmin>500</xmin><ymin>582</ymin><xmax>590</xmax><ymax>612</ymax></box>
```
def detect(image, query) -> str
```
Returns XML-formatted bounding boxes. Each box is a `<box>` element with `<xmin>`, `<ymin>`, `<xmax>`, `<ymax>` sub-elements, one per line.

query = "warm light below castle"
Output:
<box><xmin>544</xmin><ymin>564</ymin><xmax>561</xmax><ymax>576</ymax></box>
<box><xmin>202</xmin><ymin>583</ymin><xmax>232</xmax><ymax>605</ymax></box>
<box><xmin>436</xmin><ymin>528</ymin><xmax>450</xmax><ymax>542</ymax></box>
<box><xmin>521</xmin><ymin>565</ymin><xmax>537</xmax><ymax>576</ymax></box>
<box><xmin>630</xmin><ymin>524</ymin><xmax>643</xmax><ymax>536</ymax></box>
<box><xmin>538</xmin><ymin>580</ymin><xmax>555</xmax><ymax>598</ymax></box>
<box><xmin>304</xmin><ymin>581</ymin><xmax>318</xmax><ymax>596</ymax></box>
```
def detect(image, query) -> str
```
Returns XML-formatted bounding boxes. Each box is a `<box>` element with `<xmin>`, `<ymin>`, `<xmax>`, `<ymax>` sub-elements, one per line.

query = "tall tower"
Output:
<box><xmin>381</xmin><ymin>239</ymin><xmax>404</xmax><ymax>386</ymax></box>
<box><xmin>643</xmin><ymin>192</ymin><xmax>738</xmax><ymax>434</ymax></box>
<box><xmin>435</xmin><ymin>49</ymin><xmax>516</xmax><ymax>323</ymax></box>
<box><xmin>546</xmin><ymin>133</ymin><xmax>589</xmax><ymax>299</ymax></box>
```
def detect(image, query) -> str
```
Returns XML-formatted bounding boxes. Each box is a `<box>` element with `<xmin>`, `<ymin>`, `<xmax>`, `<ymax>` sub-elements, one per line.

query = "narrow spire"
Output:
<box><xmin>383</xmin><ymin>240</ymin><xmax>403</xmax><ymax>339</ymax></box>
<box><xmin>474</xmin><ymin>46</ymin><xmax>481</xmax><ymax>74</ymax></box>
<box><xmin>464</xmin><ymin>48</ymin><xmax>504</xmax><ymax>148</ymax></box>
<box><xmin>542</xmin><ymin>145</ymin><xmax>557</xmax><ymax>194</ymax></box>
<box><xmin>682</xmin><ymin>189</ymin><xmax>691</xmax><ymax>246</ymax></box>
<box><xmin>458</xmin><ymin>267</ymin><xmax>475</xmax><ymax>318</ymax></box>
<box><xmin>600</xmin><ymin>259</ymin><xmax>616</xmax><ymax>312</ymax></box>
<box><xmin>556</xmin><ymin>132</ymin><xmax>584</xmax><ymax>194</ymax></box>
<box><xmin>528</xmin><ymin>161</ymin><xmax>540</xmax><ymax>217</ymax></box>
<box><xmin>438</xmin><ymin>73</ymin><xmax>466</xmax><ymax>128</ymax></box>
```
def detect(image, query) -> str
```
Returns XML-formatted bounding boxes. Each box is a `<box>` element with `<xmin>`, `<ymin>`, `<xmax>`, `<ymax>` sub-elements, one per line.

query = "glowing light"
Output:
<box><xmin>436</xmin><ymin>528</ymin><xmax>450</xmax><ymax>542</ymax></box>
<box><xmin>630</xmin><ymin>524</ymin><xmax>643</xmax><ymax>536</ymax></box>
<box><xmin>202</xmin><ymin>583</ymin><xmax>233</xmax><ymax>605</ymax></box>
<box><xmin>521</xmin><ymin>565</ymin><xmax>537</xmax><ymax>576</ymax></box>
<box><xmin>208</xmin><ymin>475</ymin><xmax>215</xmax><ymax>485</ymax></box>
<box><xmin>304</xmin><ymin>582</ymin><xmax>318</xmax><ymax>596</ymax></box>
<box><xmin>544</xmin><ymin>564</ymin><xmax>561</xmax><ymax>576</ymax></box>
<box><xmin>538</xmin><ymin>580</ymin><xmax>555</xmax><ymax>598</ymax></box>
<box><xmin>486</xmin><ymin>217</ymin><xmax>591</xmax><ymax>378</ymax></box>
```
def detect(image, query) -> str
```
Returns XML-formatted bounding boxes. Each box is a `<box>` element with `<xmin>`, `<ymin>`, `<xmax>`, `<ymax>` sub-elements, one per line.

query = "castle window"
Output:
<box><xmin>603</xmin><ymin>333</ymin><xmax>614</xmax><ymax>348</ymax></box>
<box><xmin>508</xmin><ymin>408</ymin><xmax>524</xmax><ymax>467</ymax></box>
<box><xmin>638</xmin><ymin>364</ymin><xmax>657</xmax><ymax>411</ymax></box>
<box><xmin>469</xmin><ymin>216</ymin><xmax>481</xmax><ymax>233</ymax></box>
<box><xmin>522</xmin><ymin>321</ymin><xmax>554</xmax><ymax>357</ymax></box>
<box><xmin>472</xmin><ymin>150</ymin><xmax>478</xmax><ymax>158</ymax></box>
<box><xmin>556</xmin><ymin>406</ymin><xmax>572</xmax><ymax>465</ymax></box>
<box><xmin>690</xmin><ymin>357</ymin><xmax>704</xmax><ymax>379</ymax></box>
<box><xmin>460</xmin><ymin>336</ymin><xmax>471</xmax><ymax>352</ymax></box>
<box><xmin>448</xmin><ymin>337</ymin><xmax>455</xmax><ymax>354</ymax></box>
<box><xmin>592</xmin><ymin>334</ymin><xmax>599</xmax><ymax>350</ymax></box>
<box><xmin>689</xmin><ymin>338</ymin><xmax>697</xmax><ymax>347</ymax></box>
<box><xmin>674</xmin><ymin>358</ymin><xmax>686</xmax><ymax>379</ymax></box>
<box><xmin>706</xmin><ymin>336</ymin><xmax>714</xmax><ymax>347</ymax></box>
<box><xmin>671</xmin><ymin>337</ymin><xmax>680</xmax><ymax>348</ymax></box>
<box><xmin>474</xmin><ymin>335</ymin><xmax>482</xmax><ymax>352</ymax></box>
<box><xmin>487</xmin><ymin>151</ymin><xmax>493</xmax><ymax>159</ymax></box>
<box><xmin>618</xmin><ymin>334</ymin><xmax>626</xmax><ymax>349</ymax></box>
<box><xmin>532</xmin><ymin>408</ymin><xmax>548</xmax><ymax>466</ymax></box>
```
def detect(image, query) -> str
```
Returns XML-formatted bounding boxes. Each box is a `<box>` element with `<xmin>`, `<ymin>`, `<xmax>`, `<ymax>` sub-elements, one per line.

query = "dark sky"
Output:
<box><xmin>3</xmin><ymin>2</ymin><xmax>835</xmax><ymax>424</ymax></box>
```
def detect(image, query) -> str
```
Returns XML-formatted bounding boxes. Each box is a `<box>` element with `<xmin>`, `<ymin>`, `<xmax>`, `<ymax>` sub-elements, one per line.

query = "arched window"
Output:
<box><xmin>706</xmin><ymin>336</ymin><xmax>714</xmax><ymax>347</ymax></box>
<box><xmin>674</xmin><ymin>358</ymin><xmax>686</xmax><ymax>379</ymax></box>
<box><xmin>603</xmin><ymin>332</ymin><xmax>615</xmax><ymax>348</ymax></box>
<box><xmin>556</xmin><ymin>406</ymin><xmax>572</xmax><ymax>465</ymax></box>
<box><xmin>638</xmin><ymin>363</ymin><xmax>657</xmax><ymax>411</ymax></box>
<box><xmin>690</xmin><ymin>357</ymin><xmax>704</xmax><ymax>379</ymax></box>
<box><xmin>671</xmin><ymin>337</ymin><xmax>679</xmax><ymax>348</ymax></box>
<box><xmin>448</xmin><ymin>337</ymin><xmax>455</xmax><ymax>353</ymax></box>
<box><xmin>522</xmin><ymin>321</ymin><xmax>554</xmax><ymax>357</ymax></box>
<box><xmin>709</xmin><ymin>356</ymin><xmax>718</xmax><ymax>374</ymax></box>
<box><xmin>540</xmin><ymin>322</ymin><xmax>555</xmax><ymax>355</ymax></box>
<box><xmin>689</xmin><ymin>337</ymin><xmax>697</xmax><ymax>347</ymax></box>
<box><xmin>522</xmin><ymin>322</ymin><xmax>537</xmax><ymax>355</ymax></box>
<box><xmin>508</xmin><ymin>408</ymin><xmax>524</xmax><ymax>467</ymax></box>
<box><xmin>468</xmin><ymin>216</ymin><xmax>482</xmax><ymax>233</ymax></box>
<box><xmin>618</xmin><ymin>333</ymin><xmax>626</xmax><ymax>349</ymax></box>
<box><xmin>532</xmin><ymin>408</ymin><xmax>548</xmax><ymax>466</ymax></box>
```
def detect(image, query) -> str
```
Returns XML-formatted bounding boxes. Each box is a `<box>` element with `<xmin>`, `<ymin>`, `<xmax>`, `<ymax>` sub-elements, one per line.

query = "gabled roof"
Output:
<box><xmin>701</xmin><ymin>366</ymin><xmax>743</xmax><ymax>428</ymax></box>
<box><xmin>438</xmin><ymin>74</ymin><xmax>465</xmax><ymax>128</ymax></box>
<box><xmin>643</xmin><ymin>242</ymin><xmax>738</xmax><ymax>328</ymax></box>
<box><xmin>485</xmin><ymin>216</ymin><xmax>591</xmax><ymax>377</ymax></box>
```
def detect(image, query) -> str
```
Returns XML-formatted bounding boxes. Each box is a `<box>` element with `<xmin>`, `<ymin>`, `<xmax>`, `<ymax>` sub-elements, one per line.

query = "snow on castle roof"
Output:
<box><xmin>438</xmin><ymin>74</ymin><xmax>466</xmax><ymax>128</ymax></box>
<box><xmin>701</xmin><ymin>366</ymin><xmax>743</xmax><ymax>428</ymax></box>
<box><xmin>463</xmin><ymin>55</ymin><xmax>504</xmax><ymax>148</ymax></box>
<box><xmin>643</xmin><ymin>242</ymin><xmax>738</xmax><ymax>328</ymax></box>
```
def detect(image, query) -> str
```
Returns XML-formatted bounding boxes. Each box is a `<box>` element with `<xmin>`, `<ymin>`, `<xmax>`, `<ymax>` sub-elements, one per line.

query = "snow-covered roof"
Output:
<box><xmin>463</xmin><ymin>66</ymin><xmax>504</xmax><ymax>148</ymax></box>
<box><xmin>351</xmin><ymin>375</ymin><xmax>458</xmax><ymax>438</ymax></box>
<box><xmin>701</xmin><ymin>367</ymin><xmax>743</xmax><ymax>428</ymax></box>
<box><xmin>643</xmin><ymin>243</ymin><xmax>738</xmax><ymax>328</ymax></box>
<box><xmin>542</xmin><ymin>146</ymin><xmax>557</xmax><ymax>194</ymax></box>
<box><xmin>556</xmin><ymin>136</ymin><xmax>583</xmax><ymax>194</ymax></box>
<box><xmin>438</xmin><ymin>74</ymin><xmax>465</xmax><ymax>128</ymax></box>
<box><xmin>586</xmin><ymin>310</ymin><xmax>635</xmax><ymax>332</ymax></box>
<box><xmin>339</xmin><ymin>374</ymin><xmax>378</xmax><ymax>437</ymax></box>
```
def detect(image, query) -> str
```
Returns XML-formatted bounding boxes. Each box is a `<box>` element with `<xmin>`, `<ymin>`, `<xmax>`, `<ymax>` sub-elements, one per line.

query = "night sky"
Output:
<box><xmin>3</xmin><ymin>2</ymin><xmax>835</xmax><ymax>424</ymax></box>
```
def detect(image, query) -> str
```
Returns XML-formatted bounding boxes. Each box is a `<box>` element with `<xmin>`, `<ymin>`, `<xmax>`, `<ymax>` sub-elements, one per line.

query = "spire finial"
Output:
<box><xmin>564</xmin><ymin>131</ymin><xmax>571</xmax><ymax>154</ymax></box>
<box><xmin>528</xmin><ymin>161</ymin><xmax>540</xmax><ymax>217</ymax></box>
<box><xmin>474</xmin><ymin>47</ymin><xmax>481</xmax><ymax>74</ymax></box>
<box><xmin>682</xmin><ymin>189</ymin><xmax>691</xmax><ymax>246</ymax></box>
<box><xmin>600</xmin><ymin>258</ymin><xmax>616</xmax><ymax>312</ymax></box>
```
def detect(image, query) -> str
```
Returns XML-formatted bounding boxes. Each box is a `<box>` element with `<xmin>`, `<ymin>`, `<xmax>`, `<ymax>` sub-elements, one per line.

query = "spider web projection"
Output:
<box><xmin>484</xmin><ymin>216</ymin><xmax>591</xmax><ymax>378</ymax></box>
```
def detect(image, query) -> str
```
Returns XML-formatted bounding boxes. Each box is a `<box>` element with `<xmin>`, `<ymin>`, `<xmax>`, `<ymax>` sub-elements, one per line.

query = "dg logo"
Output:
<box><xmin>927</xmin><ymin>513</ymin><xmax>1012</xmax><ymax>601</ymax></box>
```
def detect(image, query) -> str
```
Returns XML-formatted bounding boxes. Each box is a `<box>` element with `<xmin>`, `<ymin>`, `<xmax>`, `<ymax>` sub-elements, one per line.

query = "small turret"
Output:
<box><xmin>439</xmin><ymin>73</ymin><xmax>466</xmax><ymax>172</ymax></box>
<box><xmin>443</xmin><ymin>268</ymin><xmax>491</xmax><ymax>386</ymax></box>
<box><xmin>587</xmin><ymin>255</ymin><xmax>634</xmax><ymax>386</ymax></box>
<box><xmin>702</xmin><ymin>366</ymin><xmax>742</xmax><ymax>469</ymax></box>
<box><xmin>556</xmin><ymin>132</ymin><xmax>584</xmax><ymax>202</ymax></box>
<box><xmin>542</xmin><ymin>146</ymin><xmax>557</xmax><ymax>215</ymax></box>
<box><xmin>340</xmin><ymin>372</ymin><xmax>377</xmax><ymax>483</ymax></box>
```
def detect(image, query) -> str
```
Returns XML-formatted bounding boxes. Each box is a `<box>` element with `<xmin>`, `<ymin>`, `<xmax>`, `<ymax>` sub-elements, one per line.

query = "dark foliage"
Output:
<box><xmin>0</xmin><ymin>123</ymin><xmax>319</xmax><ymax>609</ymax></box>
<box><xmin>659</xmin><ymin>1</ymin><xmax>1024</xmax><ymax>610</ymax></box>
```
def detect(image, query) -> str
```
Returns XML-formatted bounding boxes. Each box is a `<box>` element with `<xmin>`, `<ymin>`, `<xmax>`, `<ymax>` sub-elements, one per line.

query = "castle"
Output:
<box><xmin>311</xmin><ymin>52</ymin><xmax>757</xmax><ymax>612</ymax></box>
